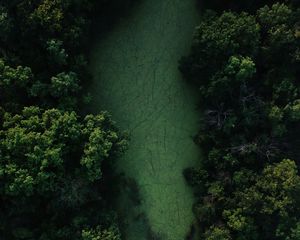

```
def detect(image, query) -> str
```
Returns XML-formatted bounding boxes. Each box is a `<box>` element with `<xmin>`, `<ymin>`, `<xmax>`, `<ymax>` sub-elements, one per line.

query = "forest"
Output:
<box><xmin>1</xmin><ymin>0</ymin><xmax>300</xmax><ymax>239</ymax></box>
<box><xmin>181</xmin><ymin>0</ymin><xmax>300</xmax><ymax>239</ymax></box>
<box><xmin>0</xmin><ymin>0</ymin><xmax>135</xmax><ymax>239</ymax></box>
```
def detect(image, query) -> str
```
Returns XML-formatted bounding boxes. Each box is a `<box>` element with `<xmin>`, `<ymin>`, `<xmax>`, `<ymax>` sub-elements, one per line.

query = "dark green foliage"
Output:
<box><xmin>0</xmin><ymin>107</ymin><xmax>127</xmax><ymax>239</ymax></box>
<box><xmin>200</xmin><ymin>0</ymin><xmax>299</xmax><ymax>12</ymax></box>
<box><xmin>0</xmin><ymin>0</ymin><xmax>136</xmax><ymax>239</ymax></box>
<box><xmin>0</xmin><ymin>0</ymin><xmax>94</xmax><ymax>111</ymax></box>
<box><xmin>82</xmin><ymin>226</ymin><xmax>121</xmax><ymax>240</ymax></box>
<box><xmin>0</xmin><ymin>59</ymin><xmax>33</xmax><ymax>109</ymax></box>
<box><xmin>181</xmin><ymin>3</ymin><xmax>300</xmax><ymax>239</ymax></box>
<box><xmin>179</xmin><ymin>11</ymin><xmax>260</xmax><ymax>84</ymax></box>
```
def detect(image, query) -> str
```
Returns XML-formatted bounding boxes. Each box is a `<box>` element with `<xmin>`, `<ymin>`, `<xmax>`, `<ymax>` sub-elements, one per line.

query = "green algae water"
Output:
<box><xmin>89</xmin><ymin>1</ymin><xmax>200</xmax><ymax>239</ymax></box>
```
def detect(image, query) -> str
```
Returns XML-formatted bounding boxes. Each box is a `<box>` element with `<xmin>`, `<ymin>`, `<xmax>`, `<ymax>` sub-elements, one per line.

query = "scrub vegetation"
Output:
<box><xmin>0</xmin><ymin>0</ymin><xmax>134</xmax><ymax>239</ymax></box>
<box><xmin>181</xmin><ymin>1</ymin><xmax>300</xmax><ymax>239</ymax></box>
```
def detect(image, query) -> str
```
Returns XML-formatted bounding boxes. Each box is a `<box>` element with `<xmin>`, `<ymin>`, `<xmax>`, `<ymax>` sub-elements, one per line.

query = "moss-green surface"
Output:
<box><xmin>89</xmin><ymin>1</ymin><xmax>200</xmax><ymax>239</ymax></box>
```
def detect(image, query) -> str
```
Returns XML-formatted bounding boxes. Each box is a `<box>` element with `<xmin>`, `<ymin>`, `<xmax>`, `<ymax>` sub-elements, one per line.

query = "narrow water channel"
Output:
<box><xmin>89</xmin><ymin>1</ymin><xmax>201</xmax><ymax>239</ymax></box>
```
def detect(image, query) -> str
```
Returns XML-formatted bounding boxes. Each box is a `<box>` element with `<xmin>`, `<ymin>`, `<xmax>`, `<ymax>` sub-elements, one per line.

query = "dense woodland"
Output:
<box><xmin>181</xmin><ymin>1</ymin><xmax>300</xmax><ymax>239</ymax></box>
<box><xmin>0</xmin><ymin>0</ymin><xmax>135</xmax><ymax>239</ymax></box>
<box><xmin>2</xmin><ymin>0</ymin><xmax>300</xmax><ymax>239</ymax></box>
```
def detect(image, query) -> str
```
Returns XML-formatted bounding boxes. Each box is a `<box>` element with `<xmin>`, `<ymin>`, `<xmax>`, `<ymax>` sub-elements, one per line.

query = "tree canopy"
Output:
<box><xmin>0</xmin><ymin>0</ymin><xmax>135</xmax><ymax>239</ymax></box>
<box><xmin>0</xmin><ymin>107</ymin><xmax>127</xmax><ymax>239</ymax></box>
<box><xmin>181</xmin><ymin>2</ymin><xmax>300</xmax><ymax>239</ymax></box>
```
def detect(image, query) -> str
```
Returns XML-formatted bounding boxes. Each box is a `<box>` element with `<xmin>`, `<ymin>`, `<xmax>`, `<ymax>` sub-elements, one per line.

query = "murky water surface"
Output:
<box><xmin>90</xmin><ymin>1</ymin><xmax>200</xmax><ymax>239</ymax></box>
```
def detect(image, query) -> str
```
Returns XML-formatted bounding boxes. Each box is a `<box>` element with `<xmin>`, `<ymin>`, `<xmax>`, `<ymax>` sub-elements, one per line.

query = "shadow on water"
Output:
<box><xmin>120</xmin><ymin>175</ymin><xmax>142</xmax><ymax>206</ymax></box>
<box><xmin>116</xmin><ymin>174</ymin><xmax>165</xmax><ymax>240</ymax></box>
<box><xmin>185</xmin><ymin>224</ymin><xmax>197</xmax><ymax>240</ymax></box>
<box><xmin>134</xmin><ymin>212</ymin><xmax>164</xmax><ymax>240</ymax></box>
<box><xmin>90</xmin><ymin>0</ymin><xmax>142</xmax><ymax>41</ymax></box>
<box><xmin>106</xmin><ymin>171</ymin><xmax>193</xmax><ymax>240</ymax></box>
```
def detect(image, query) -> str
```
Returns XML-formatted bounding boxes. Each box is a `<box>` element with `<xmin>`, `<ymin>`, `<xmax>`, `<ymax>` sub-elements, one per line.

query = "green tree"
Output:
<box><xmin>257</xmin><ymin>3</ymin><xmax>298</xmax><ymax>67</ymax></box>
<box><xmin>46</xmin><ymin>39</ymin><xmax>68</xmax><ymax>65</ymax></box>
<box><xmin>179</xmin><ymin>11</ymin><xmax>259</xmax><ymax>83</ymax></box>
<box><xmin>204</xmin><ymin>226</ymin><xmax>231</xmax><ymax>240</ymax></box>
<box><xmin>0</xmin><ymin>5</ymin><xmax>14</xmax><ymax>43</ymax></box>
<box><xmin>0</xmin><ymin>107</ymin><xmax>127</xmax><ymax>239</ymax></box>
<box><xmin>182</xmin><ymin>3</ymin><xmax>300</xmax><ymax>239</ymax></box>
<box><xmin>82</xmin><ymin>226</ymin><xmax>121</xmax><ymax>240</ymax></box>
<box><xmin>0</xmin><ymin>59</ymin><xmax>33</xmax><ymax>109</ymax></box>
